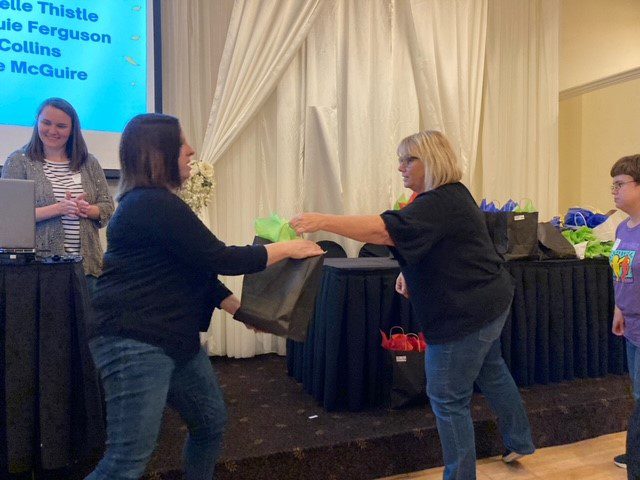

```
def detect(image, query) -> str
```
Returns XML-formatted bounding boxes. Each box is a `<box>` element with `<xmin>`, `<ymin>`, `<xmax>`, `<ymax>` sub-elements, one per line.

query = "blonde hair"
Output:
<box><xmin>396</xmin><ymin>130</ymin><xmax>462</xmax><ymax>191</ymax></box>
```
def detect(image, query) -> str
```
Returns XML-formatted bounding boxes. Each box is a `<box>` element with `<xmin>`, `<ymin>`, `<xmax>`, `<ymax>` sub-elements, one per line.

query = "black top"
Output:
<box><xmin>380</xmin><ymin>182</ymin><xmax>514</xmax><ymax>344</ymax></box>
<box><xmin>89</xmin><ymin>187</ymin><xmax>268</xmax><ymax>362</ymax></box>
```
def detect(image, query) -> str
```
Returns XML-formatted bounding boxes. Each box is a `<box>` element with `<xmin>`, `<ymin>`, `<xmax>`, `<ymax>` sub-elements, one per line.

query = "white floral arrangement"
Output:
<box><xmin>179</xmin><ymin>161</ymin><xmax>215</xmax><ymax>213</ymax></box>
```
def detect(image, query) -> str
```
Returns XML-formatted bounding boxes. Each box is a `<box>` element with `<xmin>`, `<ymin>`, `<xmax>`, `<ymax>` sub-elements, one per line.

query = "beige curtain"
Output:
<box><xmin>201</xmin><ymin>0</ymin><xmax>326</xmax><ymax>167</ymax></box>
<box><xmin>199</xmin><ymin>0</ymin><xmax>491</xmax><ymax>356</ymax></box>
<box><xmin>479</xmin><ymin>0</ymin><xmax>559</xmax><ymax>219</ymax></box>
<box><xmin>161</xmin><ymin>0</ymin><xmax>560</xmax><ymax>357</ymax></box>
<box><xmin>408</xmin><ymin>0</ymin><xmax>488</xmax><ymax>189</ymax></box>
<box><xmin>161</xmin><ymin>0</ymin><xmax>234</xmax><ymax>150</ymax></box>
<box><xmin>201</xmin><ymin>0</ymin><xmax>327</xmax><ymax>357</ymax></box>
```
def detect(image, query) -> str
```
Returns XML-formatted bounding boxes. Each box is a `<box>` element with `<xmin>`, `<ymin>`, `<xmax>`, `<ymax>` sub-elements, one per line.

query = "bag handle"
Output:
<box><xmin>570</xmin><ymin>204</ymin><xmax>600</xmax><ymax>214</ymax></box>
<box><xmin>566</xmin><ymin>211</ymin><xmax>588</xmax><ymax>229</ymax></box>
<box><xmin>406</xmin><ymin>332</ymin><xmax>426</xmax><ymax>352</ymax></box>
<box><xmin>389</xmin><ymin>326</ymin><xmax>405</xmax><ymax>336</ymax></box>
<box><xmin>480</xmin><ymin>199</ymin><xmax>501</xmax><ymax>212</ymax></box>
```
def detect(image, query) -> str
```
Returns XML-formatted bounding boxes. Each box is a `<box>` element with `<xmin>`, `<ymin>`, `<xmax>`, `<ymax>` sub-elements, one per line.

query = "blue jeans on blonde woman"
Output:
<box><xmin>426</xmin><ymin>307</ymin><xmax>534</xmax><ymax>480</ymax></box>
<box><xmin>85</xmin><ymin>336</ymin><xmax>227</xmax><ymax>480</ymax></box>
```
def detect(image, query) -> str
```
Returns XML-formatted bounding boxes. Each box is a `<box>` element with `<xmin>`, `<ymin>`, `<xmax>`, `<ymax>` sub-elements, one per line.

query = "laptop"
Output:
<box><xmin>0</xmin><ymin>178</ymin><xmax>36</xmax><ymax>254</ymax></box>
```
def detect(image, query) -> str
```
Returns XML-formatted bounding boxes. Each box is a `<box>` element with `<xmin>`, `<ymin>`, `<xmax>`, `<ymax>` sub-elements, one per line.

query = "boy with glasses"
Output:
<box><xmin>609</xmin><ymin>154</ymin><xmax>640</xmax><ymax>478</ymax></box>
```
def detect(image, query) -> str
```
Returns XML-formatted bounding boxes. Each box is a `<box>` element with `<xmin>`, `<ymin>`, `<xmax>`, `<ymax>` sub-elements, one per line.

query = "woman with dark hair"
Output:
<box><xmin>85</xmin><ymin>113</ymin><xmax>323</xmax><ymax>480</ymax></box>
<box><xmin>1</xmin><ymin>98</ymin><xmax>114</xmax><ymax>283</ymax></box>
<box><xmin>291</xmin><ymin>130</ymin><xmax>534</xmax><ymax>480</ymax></box>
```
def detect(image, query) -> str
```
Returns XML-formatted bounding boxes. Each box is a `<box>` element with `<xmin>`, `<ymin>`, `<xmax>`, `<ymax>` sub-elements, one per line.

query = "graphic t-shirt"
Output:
<box><xmin>610</xmin><ymin>219</ymin><xmax>640</xmax><ymax>346</ymax></box>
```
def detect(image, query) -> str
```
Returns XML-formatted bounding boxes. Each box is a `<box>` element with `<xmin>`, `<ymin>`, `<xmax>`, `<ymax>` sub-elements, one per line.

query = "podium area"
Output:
<box><xmin>287</xmin><ymin>258</ymin><xmax>623</xmax><ymax>411</ymax></box>
<box><xmin>0</xmin><ymin>261</ymin><xmax>104</xmax><ymax>477</ymax></box>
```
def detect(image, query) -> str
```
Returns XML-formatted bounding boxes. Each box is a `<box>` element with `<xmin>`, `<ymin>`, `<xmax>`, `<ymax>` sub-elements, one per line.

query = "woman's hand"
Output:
<box><xmin>223</xmin><ymin>295</ymin><xmax>268</xmax><ymax>333</ymax></box>
<box><xmin>290</xmin><ymin>213</ymin><xmax>325</xmax><ymax>235</ymax></box>
<box><xmin>290</xmin><ymin>213</ymin><xmax>394</xmax><ymax>246</ymax></box>
<box><xmin>220</xmin><ymin>294</ymin><xmax>241</xmax><ymax>316</ymax></box>
<box><xmin>612</xmin><ymin>307</ymin><xmax>625</xmax><ymax>336</ymax></box>
<box><xmin>264</xmin><ymin>239</ymin><xmax>324</xmax><ymax>266</ymax></box>
<box><xmin>285</xmin><ymin>239</ymin><xmax>324</xmax><ymax>259</ymax></box>
<box><xmin>74</xmin><ymin>193</ymin><xmax>91</xmax><ymax>218</ymax></box>
<box><xmin>58</xmin><ymin>192</ymin><xmax>80</xmax><ymax>218</ymax></box>
<box><xmin>395</xmin><ymin>272</ymin><xmax>409</xmax><ymax>298</ymax></box>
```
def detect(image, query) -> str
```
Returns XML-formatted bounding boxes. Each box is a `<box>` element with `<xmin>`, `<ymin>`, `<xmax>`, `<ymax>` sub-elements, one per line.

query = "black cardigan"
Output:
<box><xmin>89</xmin><ymin>187</ymin><xmax>268</xmax><ymax>362</ymax></box>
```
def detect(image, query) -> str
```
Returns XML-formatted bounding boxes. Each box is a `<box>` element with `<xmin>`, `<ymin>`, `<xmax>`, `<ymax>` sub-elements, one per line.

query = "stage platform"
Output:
<box><xmin>139</xmin><ymin>354</ymin><xmax>634</xmax><ymax>480</ymax></box>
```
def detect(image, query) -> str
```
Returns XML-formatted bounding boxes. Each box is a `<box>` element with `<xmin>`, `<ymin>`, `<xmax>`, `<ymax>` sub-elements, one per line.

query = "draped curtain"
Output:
<box><xmin>161</xmin><ymin>0</ymin><xmax>559</xmax><ymax>357</ymax></box>
<box><xmin>161</xmin><ymin>0</ymin><xmax>234</xmax><ymax>152</ymax></box>
<box><xmin>408</xmin><ymin>0</ymin><xmax>488</xmax><ymax>190</ymax></box>
<box><xmin>479</xmin><ymin>0</ymin><xmax>559</xmax><ymax>219</ymax></box>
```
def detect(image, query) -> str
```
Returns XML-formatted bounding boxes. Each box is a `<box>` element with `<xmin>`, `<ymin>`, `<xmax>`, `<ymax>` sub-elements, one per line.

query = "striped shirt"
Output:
<box><xmin>43</xmin><ymin>160</ymin><xmax>83</xmax><ymax>254</ymax></box>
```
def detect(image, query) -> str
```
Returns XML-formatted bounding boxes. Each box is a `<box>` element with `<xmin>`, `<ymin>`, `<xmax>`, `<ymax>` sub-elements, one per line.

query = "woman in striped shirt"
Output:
<box><xmin>2</xmin><ymin>98</ymin><xmax>115</xmax><ymax>287</ymax></box>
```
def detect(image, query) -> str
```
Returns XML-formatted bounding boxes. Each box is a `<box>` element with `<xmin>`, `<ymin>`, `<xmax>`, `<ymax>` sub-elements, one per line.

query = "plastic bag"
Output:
<box><xmin>593</xmin><ymin>210</ymin><xmax>627</xmax><ymax>242</ymax></box>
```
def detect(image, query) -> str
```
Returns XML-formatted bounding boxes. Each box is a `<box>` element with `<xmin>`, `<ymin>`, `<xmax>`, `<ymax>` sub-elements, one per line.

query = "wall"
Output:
<box><xmin>558</xmin><ymin>76</ymin><xmax>640</xmax><ymax>214</ymax></box>
<box><xmin>560</xmin><ymin>0</ymin><xmax>640</xmax><ymax>91</ymax></box>
<box><xmin>557</xmin><ymin>95</ymin><xmax>581</xmax><ymax>213</ymax></box>
<box><xmin>558</xmin><ymin>0</ymin><xmax>640</xmax><ymax>216</ymax></box>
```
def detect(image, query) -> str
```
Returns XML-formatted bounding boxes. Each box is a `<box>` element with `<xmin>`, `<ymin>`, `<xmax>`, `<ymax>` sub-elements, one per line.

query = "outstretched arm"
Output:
<box><xmin>290</xmin><ymin>213</ymin><xmax>394</xmax><ymax>246</ymax></box>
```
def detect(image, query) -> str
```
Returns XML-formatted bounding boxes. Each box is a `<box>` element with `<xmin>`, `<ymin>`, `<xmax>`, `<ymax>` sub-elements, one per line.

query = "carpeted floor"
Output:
<box><xmin>139</xmin><ymin>354</ymin><xmax>634</xmax><ymax>480</ymax></box>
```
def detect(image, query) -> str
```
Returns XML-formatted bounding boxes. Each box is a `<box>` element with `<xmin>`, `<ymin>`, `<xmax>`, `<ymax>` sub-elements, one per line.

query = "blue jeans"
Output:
<box><xmin>85</xmin><ymin>336</ymin><xmax>227</xmax><ymax>480</ymax></box>
<box><xmin>627</xmin><ymin>340</ymin><xmax>640</xmax><ymax>402</ymax></box>
<box><xmin>426</xmin><ymin>308</ymin><xmax>535</xmax><ymax>480</ymax></box>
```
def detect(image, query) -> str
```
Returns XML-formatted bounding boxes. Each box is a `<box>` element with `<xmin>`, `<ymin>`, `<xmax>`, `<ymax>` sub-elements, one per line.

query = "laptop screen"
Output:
<box><xmin>0</xmin><ymin>179</ymin><xmax>36</xmax><ymax>252</ymax></box>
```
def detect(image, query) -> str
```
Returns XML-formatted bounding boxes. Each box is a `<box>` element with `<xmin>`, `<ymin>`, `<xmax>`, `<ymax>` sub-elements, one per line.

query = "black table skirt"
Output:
<box><xmin>0</xmin><ymin>262</ymin><xmax>105</xmax><ymax>474</ymax></box>
<box><xmin>504</xmin><ymin>258</ymin><xmax>623</xmax><ymax>386</ymax></box>
<box><xmin>287</xmin><ymin>258</ymin><xmax>624</xmax><ymax>411</ymax></box>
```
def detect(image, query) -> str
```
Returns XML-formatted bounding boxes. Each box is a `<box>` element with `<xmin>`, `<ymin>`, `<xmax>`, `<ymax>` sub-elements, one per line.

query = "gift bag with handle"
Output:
<box><xmin>233</xmin><ymin>217</ymin><xmax>323</xmax><ymax>342</ymax></box>
<box><xmin>381</xmin><ymin>327</ymin><xmax>428</xmax><ymax>409</ymax></box>
<box><xmin>481</xmin><ymin>200</ymin><xmax>540</xmax><ymax>260</ymax></box>
<box><xmin>484</xmin><ymin>211</ymin><xmax>539</xmax><ymax>260</ymax></box>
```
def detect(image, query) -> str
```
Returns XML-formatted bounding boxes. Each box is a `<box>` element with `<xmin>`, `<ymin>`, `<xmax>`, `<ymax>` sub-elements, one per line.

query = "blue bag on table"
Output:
<box><xmin>564</xmin><ymin>207</ymin><xmax>608</xmax><ymax>229</ymax></box>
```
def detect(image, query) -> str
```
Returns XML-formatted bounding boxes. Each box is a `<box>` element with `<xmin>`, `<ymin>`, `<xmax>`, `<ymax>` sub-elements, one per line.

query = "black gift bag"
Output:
<box><xmin>233</xmin><ymin>237</ymin><xmax>324</xmax><ymax>342</ymax></box>
<box><xmin>383</xmin><ymin>350</ymin><xmax>427</xmax><ymax>409</ymax></box>
<box><xmin>537</xmin><ymin>222</ymin><xmax>577</xmax><ymax>260</ymax></box>
<box><xmin>484</xmin><ymin>211</ymin><xmax>539</xmax><ymax>260</ymax></box>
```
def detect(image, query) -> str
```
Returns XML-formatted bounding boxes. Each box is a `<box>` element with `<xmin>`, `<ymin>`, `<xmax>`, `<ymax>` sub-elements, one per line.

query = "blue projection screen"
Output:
<box><xmin>0</xmin><ymin>0</ymin><xmax>159</xmax><ymax>171</ymax></box>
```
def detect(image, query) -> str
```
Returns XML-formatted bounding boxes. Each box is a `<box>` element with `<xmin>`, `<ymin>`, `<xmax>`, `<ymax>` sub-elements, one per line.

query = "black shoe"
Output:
<box><xmin>614</xmin><ymin>453</ymin><xmax>627</xmax><ymax>469</ymax></box>
<box><xmin>502</xmin><ymin>450</ymin><xmax>526</xmax><ymax>463</ymax></box>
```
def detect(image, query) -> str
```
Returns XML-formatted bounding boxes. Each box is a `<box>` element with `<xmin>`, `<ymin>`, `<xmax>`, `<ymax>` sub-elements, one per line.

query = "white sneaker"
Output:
<box><xmin>614</xmin><ymin>453</ymin><xmax>627</xmax><ymax>469</ymax></box>
<box><xmin>502</xmin><ymin>450</ymin><xmax>526</xmax><ymax>463</ymax></box>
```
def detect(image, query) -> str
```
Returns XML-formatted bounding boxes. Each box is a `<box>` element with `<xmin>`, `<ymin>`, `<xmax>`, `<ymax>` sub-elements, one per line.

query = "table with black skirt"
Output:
<box><xmin>287</xmin><ymin>257</ymin><xmax>624</xmax><ymax>411</ymax></box>
<box><xmin>0</xmin><ymin>261</ymin><xmax>105</xmax><ymax>475</ymax></box>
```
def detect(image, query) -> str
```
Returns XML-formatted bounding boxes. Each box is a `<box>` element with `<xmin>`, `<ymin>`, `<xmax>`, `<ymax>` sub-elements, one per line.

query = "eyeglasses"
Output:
<box><xmin>611</xmin><ymin>180</ymin><xmax>637</xmax><ymax>192</ymax></box>
<box><xmin>398</xmin><ymin>156</ymin><xmax>419</xmax><ymax>167</ymax></box>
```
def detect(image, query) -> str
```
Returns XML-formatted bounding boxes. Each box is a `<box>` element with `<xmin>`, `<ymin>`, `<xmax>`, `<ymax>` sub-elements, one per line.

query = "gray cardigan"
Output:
<box><xmin>2</xmin><ymin>149</ymin><xmax>115</xmax><ymax>276</ymax></box>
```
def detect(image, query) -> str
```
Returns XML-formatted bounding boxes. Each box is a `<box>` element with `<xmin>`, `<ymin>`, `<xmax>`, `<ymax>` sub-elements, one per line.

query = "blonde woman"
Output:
<box><xmin>291</xmin><ymin>130</ymin><xmax>534</xmax><ymax>480</ymax></box>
